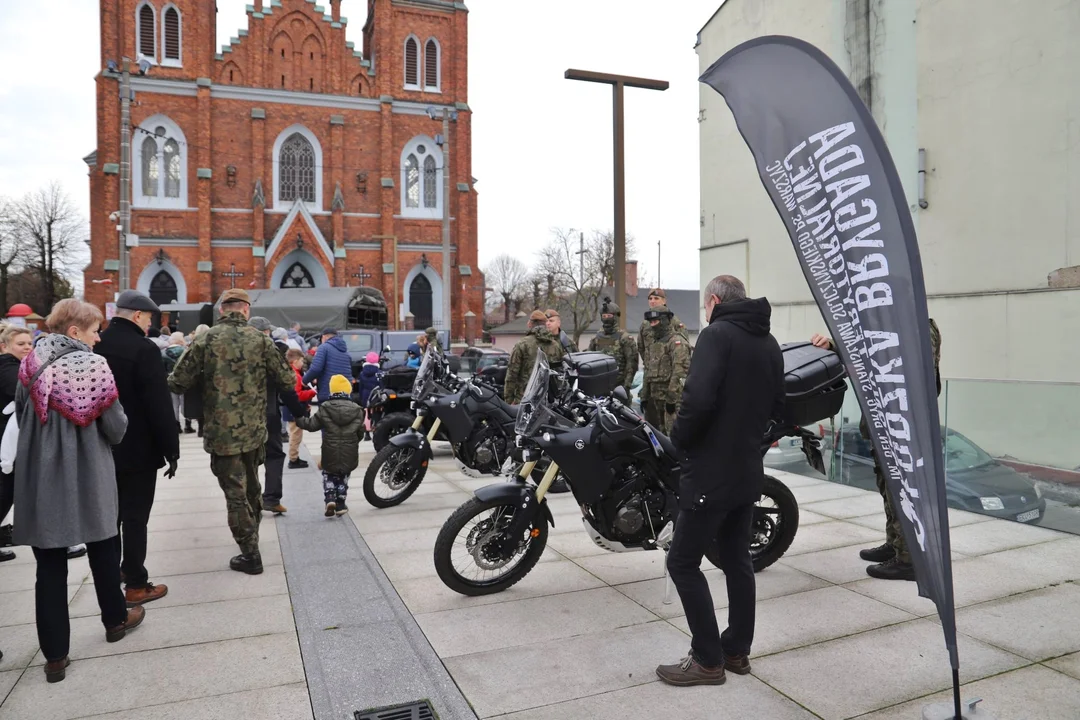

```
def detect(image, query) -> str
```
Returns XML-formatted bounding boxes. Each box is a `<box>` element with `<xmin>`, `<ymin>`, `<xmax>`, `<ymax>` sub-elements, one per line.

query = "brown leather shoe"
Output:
<box><xmin>724</xmin><ymin>653</ymin><xmax>752</xmax><ymax>675</ymax></box>
<box><xmin>106</xmin><ymin>605</ymin><xmax>146</xmax><ymax>643</ymax></box>
<box><xmin>656</xmin><ymin>655</ymin><xmax>726</xmax><ymax>687</ymax></box>
<box><xmin>264</xmin><ymin>503</ymin><xmax>288</xmax><ymax>514</ymax></box>
<box><xmin>45</xmin><ymin>656</ymin><xmax>70</xmax><ymax>683</ymax></box>
<box><xmin>125</xmin><ymin>583</ymin><xmax>168</xmax><ymax>606</ymax></box>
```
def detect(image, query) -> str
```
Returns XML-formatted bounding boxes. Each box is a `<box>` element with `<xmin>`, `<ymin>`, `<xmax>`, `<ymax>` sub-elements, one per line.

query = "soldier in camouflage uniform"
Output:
<box><xmin>587</xmin><ymin>297</ymin><xmax>638</xmax><ymax>390</ymax></box>
<box><xmin>424</xmin><ymin>327</ymin><xmax>442</xmax><ymax>355</ymax></box>
<box><xmin>167</xmin><ymin>289</ymin><xmax>308</xmax><ymax>575</ymax></box>
<box><xmin>639</xmin><ymin>305</ymin><xmax>691</xmax><ymax>434</ymax></box>
<box><xmin>636</xmin><ymin>287</ymin><xmax>689</xmax><ymax>364</ymax></box>
<box><xmin>811</xmin><ymin>318</ymin><xmax>941</xmax><ymax>581</ymax></box>
<box><xmin>503</xmin><ymin>310</ymin><xmax>565</xmax><ymax>405</ymax></box>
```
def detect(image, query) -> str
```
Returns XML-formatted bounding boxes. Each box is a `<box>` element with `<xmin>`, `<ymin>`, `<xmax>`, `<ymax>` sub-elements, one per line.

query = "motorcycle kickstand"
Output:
<box><xmin>662</xmin><ymin>550</ymin><xmax>674</xmax><ymax>606</ymax></box>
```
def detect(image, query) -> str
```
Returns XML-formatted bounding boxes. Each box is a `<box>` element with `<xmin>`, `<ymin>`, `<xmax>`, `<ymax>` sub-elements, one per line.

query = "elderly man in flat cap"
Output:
<box><xmin>95</xmin><ymin>290</ymin><xmax>180</xmax><ymax>605</ymax></box>
<box><xmin>168</xmin><ymin>289</ymin><xmax>306</xmax><ymax>575</ymax></box>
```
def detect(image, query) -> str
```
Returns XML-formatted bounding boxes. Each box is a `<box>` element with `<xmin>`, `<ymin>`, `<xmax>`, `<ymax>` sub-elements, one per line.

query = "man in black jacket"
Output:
<box><xmin>96</xmin><ymin>290</ymin><xmax>180</xmax><ymax>606</ymax></box>
<box><xmin>656</xmin><ymin>275</ymin><xmax>784</xmax><ymax>687</ymax></box>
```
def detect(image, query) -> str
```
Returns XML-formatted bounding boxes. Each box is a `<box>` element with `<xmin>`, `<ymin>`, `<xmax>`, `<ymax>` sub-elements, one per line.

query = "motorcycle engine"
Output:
<box><xmin>615</xmin><ymin>495</ymin><xmax>645</xmax><ymax>536</ymax></box>
<box><xmin>605</xmin><ymin>463</ymin><xmax>669</xmax><ymax>543</ymax></box>
<box><xmin>466</xmin><ymin>423</ymin><xmax>507</xmax><ymax>475</ymax></box>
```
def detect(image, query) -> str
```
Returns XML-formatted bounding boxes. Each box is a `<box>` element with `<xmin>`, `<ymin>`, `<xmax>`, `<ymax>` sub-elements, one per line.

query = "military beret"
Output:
<box><xmin>529</xmin><ymin>310</ymin><xmax>548</xmax><ymax>323</ymax></box>
<box><xmin>115</xmin><ymin>290</ymin><xmax>160</xmax><ymax>313</ymax></box>
<box><xmin>219</xmin><ymin>288</ymin><xmax>251</xmax><ymax>305</ymax></box>
<box><xmin>544</xmin><ymin>308</ymin><xmax>560</xmax><ymax>319</ymax></box>
<box><xmin>648</xmin><ymin>288</ymin><xmax>667</xmax><ymax>299</ymax></box>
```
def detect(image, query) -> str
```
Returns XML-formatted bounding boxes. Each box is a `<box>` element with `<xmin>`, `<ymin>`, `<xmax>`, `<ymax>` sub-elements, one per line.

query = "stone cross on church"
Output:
<box><xmin>352</xmin><ymin>265</ymin><xmax>372</xmax><ymax>286</ymax></box>
<box><xmin>220</xmin><ymin>263</ymin><xmax>245</xmax><ymax>289</ymax></box>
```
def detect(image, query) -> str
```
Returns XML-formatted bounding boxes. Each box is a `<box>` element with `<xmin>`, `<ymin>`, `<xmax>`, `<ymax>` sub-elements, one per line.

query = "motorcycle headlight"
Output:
<box><xmin>980</xmin><ymin>497</ymin><xmax>1005</xmax><ymax>511</ymax></box>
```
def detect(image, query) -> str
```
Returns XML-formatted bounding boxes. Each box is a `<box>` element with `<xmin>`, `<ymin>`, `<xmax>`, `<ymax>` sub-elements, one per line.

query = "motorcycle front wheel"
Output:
<box><xmin>706</xmin><ymin>474</ymin><xmax>799</xmax><ymax>573</ymax></box>
<box><xmin>434</xmin><ymin>497</ymin><xmax>549</xmax><ymax>596</ymax></box>
<box><xmin>362</xmin><ymin>444</ymin><xmax>429</xmax><ymax>508</ymax></box>
<box><xmin>371</xmin><ymin>412</ymin><xmax>416</xmax><ymax>452</ymax></box>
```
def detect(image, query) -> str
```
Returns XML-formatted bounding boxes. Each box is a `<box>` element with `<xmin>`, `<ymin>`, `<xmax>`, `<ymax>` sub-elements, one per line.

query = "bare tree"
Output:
<box><xmin>7</xmin><ymin>182</ymin><xmax>86</xmax><ymax>312</ymax></box>
<box><xmin>0</xmin><ymin>198</ymin><xmax>28</xmax><ymax>312</ymax></box>
<box><xmin>535</xmin><ymin>228</ymin><xmax>636</xmax><ymax>346</ymax></box>
<box><xmin>483</xmin><ymin>254</ymin><xmax>531</xmax><ymax>325</ymax></box>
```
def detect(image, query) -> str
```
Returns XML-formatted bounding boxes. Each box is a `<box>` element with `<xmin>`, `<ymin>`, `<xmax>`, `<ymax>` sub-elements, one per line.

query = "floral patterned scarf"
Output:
<box><xmin>20</xmin><ymin>333</ymin><xmax>118</xmax><ymax>427</ymax></box>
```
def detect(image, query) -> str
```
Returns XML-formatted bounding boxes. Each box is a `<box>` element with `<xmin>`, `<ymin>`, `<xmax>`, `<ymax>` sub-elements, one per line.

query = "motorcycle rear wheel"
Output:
<box><xmin>362</xmin><ymin>444</ymin><xmax>428</xmax><ymax>508</ymax></box>
<box><xmin>706</xmin><ymin>474</ymin><xmax>799</xmax><ymax>573</ymax></box>
<box><xmin>434</xmin><ymin>497</ymin><xmax>549</xmax><ymax>596</ymax></box>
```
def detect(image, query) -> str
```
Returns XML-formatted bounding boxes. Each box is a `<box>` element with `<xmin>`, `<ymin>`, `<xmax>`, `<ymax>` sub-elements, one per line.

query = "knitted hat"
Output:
<box><xmin>365</xmin><ymin>351</ymin><xmax>379</xmax><ymax>364</ymax></box>
<box><xmin>329</xmin><ymin>374</ymin><xmax>352</xmax><ymax>396</ymax></box>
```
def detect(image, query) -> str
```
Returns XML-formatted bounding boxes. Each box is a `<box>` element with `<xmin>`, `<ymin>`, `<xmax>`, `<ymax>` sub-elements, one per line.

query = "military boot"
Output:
<box><xmin>859</xmin><ymin>543</ymin><xmax>895</xmax><ymax>562</ymax></box>
<box><xmin>866</xmin><ymin>556</ymin><xmax>915</xmax><ymax>581</ymax></box>
<box><xmin>229</xmin><ymin>551</ymin><xmax>264</xmax><ymax>575</ymax></box>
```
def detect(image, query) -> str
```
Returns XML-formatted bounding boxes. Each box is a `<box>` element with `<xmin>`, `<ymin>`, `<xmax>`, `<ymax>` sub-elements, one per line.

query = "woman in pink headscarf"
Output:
<box><xmin>12</xmin><ymin>300</ymin><xmax>144</xmax><ymax>683</ymax></box>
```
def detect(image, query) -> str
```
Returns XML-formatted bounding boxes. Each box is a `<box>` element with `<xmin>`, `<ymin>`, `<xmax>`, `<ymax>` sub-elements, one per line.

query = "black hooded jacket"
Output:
<box><xmin>670</xmin><ymin>297</ymin><xmax>784</xmax><ymax>510</ymax></box>
<box><xmin>0</xmin><ymin>352</ymin><xmax>21</xmax><ymax>438</ymax></box>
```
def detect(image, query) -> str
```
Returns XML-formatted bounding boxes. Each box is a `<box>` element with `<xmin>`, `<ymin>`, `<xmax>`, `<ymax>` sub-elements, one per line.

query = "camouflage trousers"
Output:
<box><xmin>643</xmin><ymin>392</ymin><xmax>676</xmax><ymax>435</ymax></box>
<box><xmin>210</xmin><ymin>447</ymin><xmax>266</xmax><ymax>555</ymax></box>
<box><xmin>873</xmin><ymin>455</ymin><xmax>911</xmax><ymax>563</ymax></box>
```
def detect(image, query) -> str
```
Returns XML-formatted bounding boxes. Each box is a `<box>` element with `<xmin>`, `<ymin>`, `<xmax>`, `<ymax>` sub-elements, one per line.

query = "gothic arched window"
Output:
<box><xmin>135</xmin><ymin>115</ymin><xmax>187</xmax><ymax>208</ymax></box>
<box><xmin>162</xmin><ymin>5</ymin><xmax>182</xmax><ymax>65</ymax></box>
<box><xmin>424</xmin><ymin>38</ymin><xmax>440</xmax><ymax>90</ymax></box>
<box><xmin>279</xmin><ymin>132</ymin><xmax>316</xmax><ymax>204</ymax></box>
<box><xmin>404</xmin><ymin>36</ymin><xmax>419</xmax><ymax>88</ymax></box>
<box><xmin>137</xmin><ymin>2</ymin><xmax>156</xmax><ymax>61</ymax></box>
<box><xmin>281</xmin><ymin>262</ymin><xmax>316</xmax><ymax>289</ymax></box>
<box><xmin>405</xmin><ymin>154</ymin><xmax>420</xmax><ymax>209</ymax></box>
<box><xmin>400</xmin><ymin>137</ymin><xmax>442</xmax><ymax>218</ymax></box>
<box><xmin>141</xmin><ymin>135</ymin><xmax>159</xmax><ymax>197</ymax></box>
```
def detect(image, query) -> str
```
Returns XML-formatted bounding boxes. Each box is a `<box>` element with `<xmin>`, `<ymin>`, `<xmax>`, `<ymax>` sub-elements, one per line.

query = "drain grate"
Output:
<box><xmin>355</xmin><ymin>700</ymin><xmax>437</xmax><ymax>720</ymax></box>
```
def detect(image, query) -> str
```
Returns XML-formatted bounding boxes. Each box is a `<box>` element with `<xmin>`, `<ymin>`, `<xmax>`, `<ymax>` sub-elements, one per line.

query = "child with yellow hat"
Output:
<box><xmin>295</xmin><ymin>374</ymin><xmax>365</xmax><ymax>517</ymax></box>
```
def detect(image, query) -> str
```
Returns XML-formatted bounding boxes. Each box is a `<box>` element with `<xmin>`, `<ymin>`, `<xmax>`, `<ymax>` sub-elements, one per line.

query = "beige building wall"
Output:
<box><xmin>697</xmin><ymin>0</ymin><xmax>1080</xmax><ymax>387</ymax></box>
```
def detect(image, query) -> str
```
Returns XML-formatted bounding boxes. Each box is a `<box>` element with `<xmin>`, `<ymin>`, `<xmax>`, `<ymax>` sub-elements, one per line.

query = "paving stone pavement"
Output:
<box><xmin>4</xmin><ymin>431</ymin><xmax>1080</xmax><ymax>719</ymax></box>
<box><xmin>344</xmin><ymin>442</ymin><xmax>1080</xmax><ymax>720</ymax></box>
<box><xmin>0</xmin><ymin>435</ymin><xmax>312</xmax><ymax>720</ymax></box>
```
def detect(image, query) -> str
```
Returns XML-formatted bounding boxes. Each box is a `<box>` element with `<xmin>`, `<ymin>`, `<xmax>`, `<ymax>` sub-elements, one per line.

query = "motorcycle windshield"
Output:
<box><xmin>515</xmin><ymin>350</ymin><xmax>554</xmax><ymax>437</ymax></box>
<box><xmin>412</xmin><ymin>347</ymin><xmax>438</xmax><ymax>401</ymax></box>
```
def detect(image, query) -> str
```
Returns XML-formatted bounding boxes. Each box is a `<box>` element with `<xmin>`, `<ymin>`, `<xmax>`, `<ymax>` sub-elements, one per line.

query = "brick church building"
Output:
<box><xmin>85</xmin><ymin>0</ymin><xmax>482</xmax><ymax>337</ymax></box>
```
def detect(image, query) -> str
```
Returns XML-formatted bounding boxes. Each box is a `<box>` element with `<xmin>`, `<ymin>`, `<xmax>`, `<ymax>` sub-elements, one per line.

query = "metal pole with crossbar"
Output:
<box><xmin>564</xmin><ymin>70</ymin><xmax>668</xmax><ymax>331</ymax></box>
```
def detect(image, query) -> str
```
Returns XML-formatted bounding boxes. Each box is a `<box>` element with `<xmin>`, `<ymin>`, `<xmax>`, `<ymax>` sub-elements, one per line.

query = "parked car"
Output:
<box><xmin>459</xmin><ymin>347</ymin><xmax>509</xmax><ymax>376</ymax></box>
<box><xmin>829</xmin><ymin>424</ymin><xmax>1046</xmax><ymax>523</ymax></box>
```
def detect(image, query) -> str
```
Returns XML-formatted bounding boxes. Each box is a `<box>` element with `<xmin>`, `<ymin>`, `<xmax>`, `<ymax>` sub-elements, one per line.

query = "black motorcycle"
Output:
<box><xmin>433</xmin><ymin>349</ymin><xmax>832</xmax><ymax>596</ymax></box>
<box><xmin>362</xmin><ymin>348</ymin><xmax>524</xmax><ymax>508</ymax></box>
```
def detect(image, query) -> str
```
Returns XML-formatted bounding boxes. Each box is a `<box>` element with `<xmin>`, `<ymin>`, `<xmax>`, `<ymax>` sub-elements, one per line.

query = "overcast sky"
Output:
<box><xmin>0</xmin><ymin>0</ymin><xmax>725</xmax><ymax>292</ymax></box>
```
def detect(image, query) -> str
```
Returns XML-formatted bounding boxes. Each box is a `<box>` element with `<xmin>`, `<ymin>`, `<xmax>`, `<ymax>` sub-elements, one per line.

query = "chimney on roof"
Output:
<box><xmin>625</xmin><ymin>260</ymin><xmax>639</xmax><ymax>297</ymax></box>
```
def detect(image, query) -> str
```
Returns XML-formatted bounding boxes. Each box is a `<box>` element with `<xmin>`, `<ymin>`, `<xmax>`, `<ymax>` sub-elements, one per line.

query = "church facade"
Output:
<box><xmin>85</xmin><ymin>0</ymin><xmax>482</xmax><ymax>337</ymax></box>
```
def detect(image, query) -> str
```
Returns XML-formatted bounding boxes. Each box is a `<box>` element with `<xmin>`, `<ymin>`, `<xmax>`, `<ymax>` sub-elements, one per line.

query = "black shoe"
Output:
<box><xmin>866</xmin><ymin>556</ymin><xmax>915</xmax><ymax>581</ymax></box>
<box><xmin>0</xmin><ymin>524</ymin><xmax>12</xmax><ymax>547</ymax></box>
<box><xmin>66</xmin><ymin>545</ymin><xmax>87</xmax><ymax>559</ymax></box>
<box><xmin>859</xmin><ymin>543</ymin><xmax>895</xmax><ymax>563</ymax></box>
<box><xmin>363</xmin><ymin>432</ymin><xmax>371</xmax><ymax>442</ymax></box>
<box><xmin>197</xmin><ymin>423</ymin><xmax>203</xmax><ymax>438</ymax></box>
<box><xmin>0</xmin><ymin>549</ymin><xmax>15</xmax><ymax>562</ymax></box>
<box><xmin>335</xmin><ymin>501</ymin><xmax>349</xmax><ymax>516</ymax></box>
<box><xmin>229</xmin><ymin>552</ymin><xmax>264</xmax><ymax>575</ymax></box>
<box><xmin>184</xmin><ymin>421</ymin><xmax>195</xmax><ymax>434</ymax></box>
<box><xmin>288</xmin><ymin>459</ymin><xmax>309</xmax><ymax>469</ymax></box>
